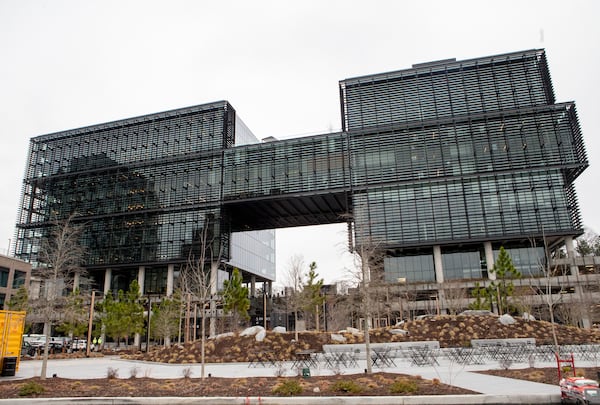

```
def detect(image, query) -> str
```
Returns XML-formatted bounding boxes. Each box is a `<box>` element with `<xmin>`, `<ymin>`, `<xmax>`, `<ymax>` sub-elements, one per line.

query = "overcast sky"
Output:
<box><xmin>1</xmin><ymin>0</ymin><xmax>599</xmax><ymax>287</ymax></box>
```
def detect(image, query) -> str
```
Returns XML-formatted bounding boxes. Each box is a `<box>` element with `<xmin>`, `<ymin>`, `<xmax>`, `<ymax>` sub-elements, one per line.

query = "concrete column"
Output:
<box><xmin>566</xmin><ymin>237</ymin><xmax>589</xmax><ymax>327</ymax></box>
<box><xmin>166</xmin><ymin>264</ymin><xmax>174</xmax><ymax>297</ymax></box>
<box><xmin>433</xmin><ymin>245</ymin><xmax>444</xmax><ymax>283</ymax></box>
<box><xmin>137</xmin><ymin>266</ymin><xmax>145</xmax><ymax>295</ymax></box>
<box><xmin>73</xmin><ymin>273</ymin><xmax>80</xmax><ymax>292</ymax></box>
<box><xmin>101</xmin><ymin>268</ymin><xmax>111</xmax><ymax>351</ymax></box>
<box><xmin>250</xmin><ymin>275</ymin><xmax>256</xmax><ymax>297</ymax></box>
<box><xmin>484</xmin><ymin>242</ymin><xmax>496</xmax><ymax>280</ymax></box>
<box><xmin>209</xmin><ymin>263</ymin><xmax>218</xmax><ymax>337</ymax></box>
<box><xmin>104</xmin><ymin>268</ymin><xmax>112</xmax><ymax>296</ymax></box>
<box><xmin>565</xmin><ymin>236</ymin><xmax>579</xmax><ymax>276</ymax></box>
<box><xmin>134</xmin><ymin>266</ymin><xmax>146</xmax><ymax>348</ymax></box>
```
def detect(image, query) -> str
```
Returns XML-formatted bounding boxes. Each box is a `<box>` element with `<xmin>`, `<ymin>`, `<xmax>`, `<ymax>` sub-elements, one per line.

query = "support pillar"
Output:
<box><xmin>250</xmin><ymin>275</ymin><xmax>256</xmax><ymax>297</ymax></box>
<box><xmin>565</xmin><ymin>236</ymin><xmax>580</xmax><ymax>276</ymax></box>
<box><xmin>101</xmin><ymin>268</ymin><xmax>112</xmax><ymax>351</ymax></box>
<box><xmin>73</xmin><ymin>273</ymin><xmax>80</xmax><ymax>292</ymax></box>
<box><xmin>484</xmin><ymin>242</ymin><xmax>496</xmax><ymax>280</ymax></box>
<box><xmin>209</xmin><ymin>262</ymin><xmax>218</xmax><ymax>337</ymax></box>
<box><xmin>134</xmin><ymin>266</ymin><xmax>146</xmax><ymax>348</ymax></box>
<box><xmin>166</xmin><ymin>264</ymin><xmax>174</xmax><ymax>297</ymax></box>
<box><xmin>433</xmin><ymin>246</ymin><xmax>445</xmax><ymax>314</ymax></box>
<box><xmin>137</xmin><ymin>266</ymin><xmax>145</xmax><ymax>295</ymax></box>
<box><xmin>566</xmin><ymin>237</ymin><xmax>590</xmax><ymax>327</ymax></box>
<box><xmin>104</xmin><ymin>268</ymin><xmax>112</xmax><ymax>296</ymax></box>
<box><xmin>433</xmin><ymin>245</ymin><xmax>444</xmax><ymax>284</ymax></box>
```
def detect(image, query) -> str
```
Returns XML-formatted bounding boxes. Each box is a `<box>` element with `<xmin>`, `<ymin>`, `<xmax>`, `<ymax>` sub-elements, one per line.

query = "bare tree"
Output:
<box><xmin>34</xmin><ymin>214</ymin><xmax>86</xmax><ymax>379</ymax></box>
<box><xmin>351</xmin><ymin>236</ymin><xmax>385</xmax><ymax>375</ymax></box>
<box><xmin>512</xmin><ymin>278</ymin><xmax>540</xmax><ymax>321</ymax></box>
<box><xmin>178</xmin><ymin>214</ymin><xmax>223</xmax><ymax>379</ymax></box>
<box><xmin>283</xmin><ymin>254</ymin><xmax>305</xmax><ymax>341</ymax></box>
<box><xmin>532</xmin><ymin>234</ymin><xmax>564</xmax><ymax>355</ymax></box>
<box><xmin>442</xmin><ymin>283</ymin><xmax>467</xmax><ymax>315</ymax></box>
<box><xmin>324</xmin><ymin>279</ymin><xmax>356</xmax><ymax>331</ymax></box>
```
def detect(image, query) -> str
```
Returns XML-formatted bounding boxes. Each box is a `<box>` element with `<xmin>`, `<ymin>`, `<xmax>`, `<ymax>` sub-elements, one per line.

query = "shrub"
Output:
<box><xmin>273</xmin><ymin>364</ymin><xmax>286</xmax><ymax>378</ymax></box>
<box><xmin>129</xmin><ymin>366</ymin><xmax>139</xmax><ymax>378</ymax></box>
<box><xmin>107</xmin><ymin>367</ymin><xmax>119</xmax><ymax>379</ymax></box>
<box><xmin>499</xmin><ymin>358</ymin><xmax>513</xmax><ymax>370</ymax></box>
<box><xmin>271</xmin><ymin>379</ymin><xmax>303</xmax><ymax>396</ymax></box>
<box><xmin>390</xmin><ymin>378</ymin><xmax>418</xmax><ymax>394</ymax></box>
<box><xmin>18</xmin><ymin>381</ymin><xmax>45</xmax><ymax>397</ymax></box>
<box><xmin>331</xmin><ymin>380</ymin><xmax>363</xmax><ymax>394</ymax></box>
<box><xmin>182</xmin><ymin>367</ymin><xmax>193</xmax><ymax>379</ymax></box>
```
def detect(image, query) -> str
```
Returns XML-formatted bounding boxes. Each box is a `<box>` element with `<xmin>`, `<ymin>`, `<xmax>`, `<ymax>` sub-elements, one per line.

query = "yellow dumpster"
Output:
<box><xmin>0</xmin><ymin>310</ymin><xmax>26</xmax><ymax>376</ymax></box>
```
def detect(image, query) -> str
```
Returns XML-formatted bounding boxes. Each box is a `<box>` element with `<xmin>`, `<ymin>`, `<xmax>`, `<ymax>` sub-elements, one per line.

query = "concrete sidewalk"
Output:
<box><xmin>0</xmin><ymin>355</ymin><xmax>570</xmax><ymax>404</ymax></box>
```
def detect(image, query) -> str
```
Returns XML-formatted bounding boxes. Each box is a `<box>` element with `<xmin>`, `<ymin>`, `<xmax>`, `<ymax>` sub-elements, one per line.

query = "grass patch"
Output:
<box><xmin>271</xmin><ymin>379</ymin><xmax>303</xmax><ymax>396</ymax></box>
<box><xmin>331</xmin><ymin>379</ymin><xmax>363</xmax><ymax>394</ymax></box>
<box><xmin>18</xmin><ymin>381</ymin><xmax>45</xmax><ymax>397</ymax></box>
<box><xmin>390</xmin><ymin>378</ymin><xmax>419</xmax><ymax>394</ymax></box>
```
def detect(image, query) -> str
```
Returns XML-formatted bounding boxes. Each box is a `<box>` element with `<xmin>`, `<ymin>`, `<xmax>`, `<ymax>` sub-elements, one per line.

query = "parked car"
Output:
<box><xmin>22</xmin><ymin>335</ymin><xmax>45</xmax><ymax>352</ymax></box>
<box><xmin>49</xmin><ymin>337</ymin><xmax>70</xmax><ymax>353</ymax></box>
<box><xmin>560</xmin><ymin>376</ymin><xmax>600</xmax><ymax>404</ymax></box>
<box><xmin>70</xmin><ymin>339</ymin><xmax>93</xmax><ymax>352</ymax></box>
<box><xmin>20</xmin><ymin>341</ymin><xmax>36</xmax><ymax>357</ymax></box>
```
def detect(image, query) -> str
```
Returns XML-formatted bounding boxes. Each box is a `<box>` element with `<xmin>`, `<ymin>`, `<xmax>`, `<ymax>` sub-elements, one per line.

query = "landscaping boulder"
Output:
<box><xmin>255</xmin><ymin>329</ymin><xmax>266</xmax><ymax>342</ymax></box>
<box><xmin>210</xmin><ymin>332</ymin><xmax>234</xmax><ymax>340</ymax></box>
<box><xmin>522</xmin><ymin>312</ymin><xmax>536</xmax><ymax>321</ymax></box>
<box><xmin>331</xmin><ymin>333</ymin><xmax>346</xmax><ymax>343</ymax></box>
<box><xmin>240</xmin><ymin>325</ymin><xmax>265</xmax><ymax>337</ymax></box>
<box><xmin>499</xmin><ymin>314</ymin><xmax>516</xmax><ymax>325</ymax></box>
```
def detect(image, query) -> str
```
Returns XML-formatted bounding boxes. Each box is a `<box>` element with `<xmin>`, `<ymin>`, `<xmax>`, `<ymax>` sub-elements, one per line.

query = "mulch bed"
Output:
<box><xmin>0</xmin><ymin>372</ymin><xmax>477</xmax><ymax>398</ymax></box>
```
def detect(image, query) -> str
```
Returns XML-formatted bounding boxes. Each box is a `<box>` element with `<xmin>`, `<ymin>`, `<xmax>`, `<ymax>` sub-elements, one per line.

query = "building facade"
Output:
<box><xmin>340</xmin><ymin>49</ymin><xmax>587</xmax><ymax>284</ymax></box>
<box><xmin>0</xmin><ymin>254</ymin><xmax>31</xmax><ymax>309</ymax></box>
<box><xmin>14</xmin><ymin>50</ymin><xmax>588</xmax><ymax>312</ymax></box>
<box><xmin>14</xmin><ymin>101</ymin><xmax>275</xmax><ymax>297</ymax></box>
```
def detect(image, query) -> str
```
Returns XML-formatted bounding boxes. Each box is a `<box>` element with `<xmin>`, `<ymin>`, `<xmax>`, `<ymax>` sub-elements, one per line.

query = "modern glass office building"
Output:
<box><xmin>340</xmin><ymin>49</ymin><xmax>587</xmax><ymax>283</ymax></box>
<box><xmin>14</xmin><ymin>49</ymin><xmax>588</xmax><ymax>293</ymax></box>
<box><xmin>14</xmin><ymin>101</ymin><xmax>275</xmax><ymax>295</ymax></box>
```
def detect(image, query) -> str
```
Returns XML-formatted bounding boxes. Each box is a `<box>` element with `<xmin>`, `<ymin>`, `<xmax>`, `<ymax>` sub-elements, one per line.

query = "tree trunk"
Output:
<box><xmin>362</xmin><ymin>260</ymin><xmax>372</xmax><ymax>374</ymax></box>
<box><xmin>201</xmin><ymin>308</ymin><xmax>206</xmax><ymax>379</ymax></box>
<box><xmin>294</xmin><ymin>311</ymin><xmax>299</xmax><ymax>341</ymax></box>
<box><xmin>40</xmin><ymin>321</ymin><xmax>51</xmax><ymax>380</ymax></box>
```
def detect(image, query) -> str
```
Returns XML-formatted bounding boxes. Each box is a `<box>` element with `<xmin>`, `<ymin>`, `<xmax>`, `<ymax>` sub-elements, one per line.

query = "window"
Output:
<box><xmin>12</xmin><ymin>270</ymin><xmax>26</xmax><ymax>288</ymax></box>
<box><xmin>0</xmin><ymin>267</ymin><xmax>9</xmax><ymax>288</ymax></box>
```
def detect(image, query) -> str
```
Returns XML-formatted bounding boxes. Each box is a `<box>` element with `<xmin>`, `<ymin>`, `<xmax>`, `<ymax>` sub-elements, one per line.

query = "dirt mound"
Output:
<box><xmin>124</xmin><ymin>315</ymin><xmax>600</xmax><ymax>364</ymax></box>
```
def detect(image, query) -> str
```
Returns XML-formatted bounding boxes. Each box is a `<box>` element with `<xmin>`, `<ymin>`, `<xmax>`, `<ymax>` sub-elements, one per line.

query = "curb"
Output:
<box><xmin>0</xmin><ymin>394</ymin><xmax>562</xmax><ymax>404</ymax></box>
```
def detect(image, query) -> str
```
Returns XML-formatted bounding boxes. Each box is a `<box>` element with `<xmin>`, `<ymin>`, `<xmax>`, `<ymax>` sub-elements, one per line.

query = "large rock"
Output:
<box><xmin>499</xmin><ymin>314</ymin><xmax>516</xmax><ymax>325</ymax></box>
<box><xmin>272</xmin><ymin>326</ymin><xmax>286</xmax><ymax>333</ymax></box>
<box><xmin>331</xmin><ymin>333</ymin><xmax>346</xmax><ymax>343</ymax></box>
<box><xmin>240</xmin><ymin>325</ymin><xmax>265</xmax><ymax>337</ymax></box>
<box><xmin>255</xmin><ymin>329</ymin><xmax>266</xmax><ymax>342</ymax></box>
<box><xmin>210</xmin><ymin>332</ymin><xmax>234</xmax><ymax>340</ymax></box>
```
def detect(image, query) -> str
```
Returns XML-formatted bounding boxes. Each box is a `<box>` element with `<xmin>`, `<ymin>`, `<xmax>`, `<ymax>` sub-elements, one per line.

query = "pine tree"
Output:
<box><xmin>55</xmin><ymin>289</ymin><xmax>88</xmax><ymax>338</ymax></box>
<box><xmin>302</xmin><ymin>262</ymin><xmax>325</xmax><ymax>330</ymax></box>
<box><xmin>7</xmin><ymin>285</ymin><xmax>28</xmax><ymax>311</ymax></box>
<box><xmin>99</xmin><ymin>281</ymin><xmax>144</xmax><ymax>347</ymax></box>
<box><xmin>489</xmin><ymin>246</ymin><xmax>521</xmax><ymax>314</ymax></box>
<box><xmin>468</xmin><ymin>281</ymin><xmax>493</xmax><ymax>311</ymax></box>
<box><xmin>222</xmin><ymin>268</ymin><xmax>250</xmax><ymax>330</ymax></box>
<box><xmin>150</xmin><ymin>292</ymin><xmax>182</xmax><ymax>347</ymax></box>
<box><xmin>121</xmin><ymin>280</ymin><xmax>145</xmax><ymax>345</ymax></box>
